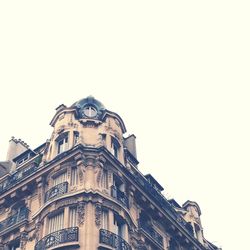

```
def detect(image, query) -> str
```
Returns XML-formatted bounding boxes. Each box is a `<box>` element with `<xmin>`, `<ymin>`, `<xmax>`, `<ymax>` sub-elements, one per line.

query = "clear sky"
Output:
<box><xmin>1</xmin><ymin>1</ymin><xmax>249</xmax><ymax>249</ymax></box>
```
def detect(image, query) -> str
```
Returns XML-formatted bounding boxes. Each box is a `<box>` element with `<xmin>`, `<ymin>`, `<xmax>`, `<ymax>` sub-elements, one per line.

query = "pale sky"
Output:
<box><xmin>1</xmin><ymin>1</ymin><xmax>250</xmax><ymax>249</ymax></box>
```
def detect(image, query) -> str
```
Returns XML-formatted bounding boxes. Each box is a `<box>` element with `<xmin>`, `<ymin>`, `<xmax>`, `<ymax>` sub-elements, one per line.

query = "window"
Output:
<box><xmin>17</xmin><ymin>153</ymin><xmax>30</xmax><ymax>166</ymax></box>
<box><xmin>113</xmin><ymin>175</ymin><xmax>124</xmax><ymax>192</ymax></box>
<box><xmin>101</xmin><ymin>134</ymin><xmax>106</xmax><ymax>144</ymax></box>
<box><xmin>48</xmin><ymin>211</ymin><xmax>64</xmax><ymax>234</ymax></box>
<box><xmin>53</xmin><ymin>171</ymin><xmax>67</xmax><ymax>186</ymax></box>
<box><xmin>71</xmin><ymin>167</ymin><xmax>78</xmax><ymax>186</ymax></box>
<box><xmin>111</xmin><ymin>137</ymin><xmax>120</xmax><ymax>159</ymax></box>
<box><xmin>73</xmin><ymin>131</ymin><xmax>79</xmax><ymax>145</ymax></box>
<box><xmin>57</xmin><ymin>133</ymin><xmax>69</xmax><ymax>154</ymax></box>
<box><xmin>102</xmin><ymin>169</ymin><xmax>108</xmax><ymax>189</ymax></box>
<box><xmin>8</xmin><ymin>240</ymin><xmax>20</xmax><ymax>250</ymax></box>
<box><xmin>194</xmin><ymin>223</ymin><xmax>203</xmax><ymax>243</ymax></box>
<box><xmin>69</xmin><ymin>207</ymin><xmax>77</xmax><ymax>227</ymax></box>
<box><xmin>83</xmin><ymin>105</ymin><xmax>97</xmax><ymax>118</ymax></box>
<box><xmin>102</xmin><ymin>210</ymin><xmax>108</xmax><ymax>229</ymax></box>
<box><xmin>113</xmin><ymin>213</ymin><xmax>125</xmax><ymax>238</ymax></box>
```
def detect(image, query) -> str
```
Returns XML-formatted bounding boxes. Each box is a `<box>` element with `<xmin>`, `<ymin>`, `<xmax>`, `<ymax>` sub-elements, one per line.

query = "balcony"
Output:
<box><xmin>35</xmin><ymin>227</ymin><xmax>79</xmax><ymax>250</ymax></box>
<box><xmin>139</xmin><ymin>221</ymin><xmax>164</xmax><ymax>247</ymax></box>
<box><xmin>122</xmin><ymin>168</ymin><xmax>187</xmax><ymax>228</ymax></box>
<box><xmin>111</xmin><ymin>186</ymin><xmax>129</xmax><ymax>209</ymax></box>
<box><xmin>0</xmin><ymin>159</ymin><xmax>41</xmax><ymax>195</ymax></box>
<box><xmin>99</xmin><ymin>229</ymin><xmax>131</xmax><ymax>250</ymax></box>
<box><xmin>0</xmin><ymin>207</ymin><xmax>29</xmax><ymax>234</ymax></box>
<box><xmin>44</xmin><ymin>182</ymin><xmax>68</xmax><ymax>203</ymax></box>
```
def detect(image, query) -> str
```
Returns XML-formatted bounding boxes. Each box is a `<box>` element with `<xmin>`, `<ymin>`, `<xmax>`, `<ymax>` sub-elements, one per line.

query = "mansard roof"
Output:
<box><xmin>71</xmin><ymin>95</ymin><xmax>106</xmax><ymax>111</ymax></box>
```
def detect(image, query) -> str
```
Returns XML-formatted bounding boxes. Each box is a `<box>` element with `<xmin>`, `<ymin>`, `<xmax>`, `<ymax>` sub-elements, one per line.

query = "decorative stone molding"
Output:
<box><xmin>55</xmin><ymin>198</ymin><xmax>77</xmax><ymax>210</ymax></box>
<box><xmin>37</xmin><ymin>187</ymin><xmax>42</xmax><ymax>207</ymax></box>
<box><xmin>95</xmin><ymin>166</ymin><xmax>102</xmax><ymax>187</ymax></box>
<box><xmin>67</xmin><ymin>122</ymin><xmax>78</xmax><ymax>128</ymax></box>
<box><xmin>20</xmin><ymin>232</ymin><xmax>28</xmax><ymax>250</ymax></box>
<box><xmin>108</xmin><ymin>172</ymin><xmax>112</xmax><ymax>183</ymax></box>
<box><xmin>78</xmin><ymin>168</ymin><xmax>84</xmax><ymax>185</ymax></box>
<box><xmin>29</xmin><ymin>222</ymin><xmax>41</xmax><ymax>242</ymax></box>
<box><xmin>77</xmin><ymin>202</ymin><xmax>86</xmax><ymax>225</ymax></box>
<box><xmin>56</xmin><ymin>125</ymin><xmax>65</xmax><ymax>134</ymax></box>
<box><xmin>76</xmin><ymin>158</ymin><xmax>85</xmax><ymax>185</ymax></box>
<box><xmin>40</xmin><ymin>207</ymin><xmax>50</xmax><ymax>221</ymax></box>
<box><xmin>0</xmin><ymin>207</ymin><xmax>4</xmax><ymax>215</ymax></box>
<box><xmin>83</xmin><ymin>155</ymin><xmax>96</xmax><ymax>167</ymax></box>
<box><xmin>130</xmin><ymin>232</ymin><xmax>147</xmax><ymax>250</ymax></box>
<box><xmin>58</xmin><ymin>113</ymin><xmax>65</xmax><ymax>121</ymax></box>
<box><xmin>95</xmin><ymin>203</ymin><xmax>102</xmax><ymax>227</ymax></box>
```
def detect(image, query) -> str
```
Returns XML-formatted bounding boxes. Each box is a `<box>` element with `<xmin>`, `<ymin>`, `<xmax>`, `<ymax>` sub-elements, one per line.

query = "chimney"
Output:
<box><xmin>124</xmin><ymin>134</ymin><xmax>137</xmax><ymax>159</ymax></box>
<box><xmin>6</xmin><ymin>137</ymin><xmax>29</xmax><ymax>161</ymax></box>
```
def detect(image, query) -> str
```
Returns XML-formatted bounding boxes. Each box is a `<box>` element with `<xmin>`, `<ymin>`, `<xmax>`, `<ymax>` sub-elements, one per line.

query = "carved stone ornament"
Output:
<box><xmin>20</xmin><ymin>232</ymin><xmax>28</xmax><ymax>250</ymax></box>
<box><xmin>84</xmin><ymin>155</ymin><xmax>96</xmax><ymax>167</ymax></box>
<box><xmin>77</xmin><ymin>202</ymin><xmax>86</xmax><ymax>225</ymax></box>
<box><xmin>78</xmin><ymin>167</ymin><xmax>84</xmax><ymax>185</ymax></box>
<box><xmin>0</xmin><ymin>208</ymin><xmax>4</xmax><ymax>215</ymax></box>
<box><xmin>95</xmin><ymin>203</ymin><xmax>102</xmax><ymax>227</ymax></box>
<box><xmin>56</xmin><ymin>198</ymin><xmax>77</xmax><ymax>209</ymax></box>
<box><xmin>56</xmin><ymin>125</ymin><xmax>65</xmax><ymax>134</ymax></box>
<box><xmin>76</xmin><ymin>159</ymin><xmax>85</xmax><ymax>185</ymax></box>
<box><xmin>29</xmin><ymin>222</ymin><xmax>41</xmax><ymax>241</ymax></box>
<box><xmin>95</xmin><ymin>166</ymin><xmax>102</xmax><ymax>187</ymax></box>
<box><xmin>38</xmin><ymin>190</ymin><xmax>42</xmax><ymax>206</ymax></box>
<box><xmin>132</xmin><ymin>237</ymin><xmax>148</xmax><ymax>250</ymax></box>
<box><xmin>68</xmin><ymin>122</ymin><xmax>78</xmax><ymax>128</ymax></box>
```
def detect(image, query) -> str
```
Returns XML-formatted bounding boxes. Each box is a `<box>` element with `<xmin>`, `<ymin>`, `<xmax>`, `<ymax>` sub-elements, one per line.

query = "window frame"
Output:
<box><xmin>111</xmin><ymin>137</ymin><xmax>120</xmax><ymax>159</ymax></box>
<box><xmin>56</xmin><ymin>132</ymin><xmax>69</xmax><ymax>155</ymax></box>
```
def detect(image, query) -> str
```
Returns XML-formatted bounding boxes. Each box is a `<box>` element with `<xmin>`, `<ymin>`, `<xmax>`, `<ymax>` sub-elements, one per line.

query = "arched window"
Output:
<box><xmin>56</xmin><ymin>132</ymin><xmax>69</xmax><ymax>155</ymax></box>
<box><xmin>111</xmin><ymin>137</ymin><xmax>120</xmax><ymax>159</ymax></box>
<box><xmin>73</xmin><ymin>131</ymin><xmax>79</xmax><ymax>145</ymax></box>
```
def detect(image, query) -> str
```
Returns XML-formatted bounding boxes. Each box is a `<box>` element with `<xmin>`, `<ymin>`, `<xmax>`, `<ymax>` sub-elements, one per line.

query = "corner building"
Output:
<box><xmin>0</xmin><ymin>96</ymin><xmax>220</xmax><ymax>250</ymax></box>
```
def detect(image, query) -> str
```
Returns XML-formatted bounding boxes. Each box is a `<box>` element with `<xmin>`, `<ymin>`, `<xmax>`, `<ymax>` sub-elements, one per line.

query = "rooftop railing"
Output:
<box><xmin>139</xmin><ymin>220</ymin><xmax>164</xmax><ymax>247</ymax></box>
<box><xmin>0</xmin><ymin>156</ymin><xmax>42</xmax><ymax>195</ymax></box>
<box><xmin>123</xmin><ymin>167</ymin><xmax>187</xmax><ymax>227</ymax></box>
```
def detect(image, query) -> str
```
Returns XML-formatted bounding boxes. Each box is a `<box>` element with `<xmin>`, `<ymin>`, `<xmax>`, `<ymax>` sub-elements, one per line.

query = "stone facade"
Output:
<box><xmin>0</xmin><ymin>96</ymin><xmax>220</xmax><ymax>250</ymax></box>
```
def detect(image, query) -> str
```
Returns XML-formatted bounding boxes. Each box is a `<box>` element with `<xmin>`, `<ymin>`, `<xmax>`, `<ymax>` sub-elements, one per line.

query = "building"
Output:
<box><xmin>0</xmin><ymin>96</ymin><xmax>220</xmax><ymax>250</ymax></box>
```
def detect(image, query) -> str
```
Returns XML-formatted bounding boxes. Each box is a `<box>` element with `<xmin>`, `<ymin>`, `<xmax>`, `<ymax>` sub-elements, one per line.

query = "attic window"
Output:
<box><xmin>83</xmin><ymin>105</ymin><xmax>97</xmax><ymax>118</ymax></box>
<box><xmin>17</xmin><ymin>153</ymin><xmax>30</xmax><ymax>166</ymax></box>
<box><xmin>111</xmin><ymin>137</ymin><xmax>120</xmax><ymax>159</ymax></box>
<box><xmin>56</xmin><ymin>132</ymin><xmax>69</xmax><ymax>155</ymax></box>
<box><xmin>73</xmin><ymin>131</ymin><xmax>79</xmax><ymax>145</ymax></box>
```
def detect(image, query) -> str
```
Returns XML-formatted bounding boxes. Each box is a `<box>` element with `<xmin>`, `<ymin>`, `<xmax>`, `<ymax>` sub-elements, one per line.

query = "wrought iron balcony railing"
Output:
<box><xmin>0</xmin><ymin>156</ymin><xmax>42</xmax><ymax>195</ymax></box>
<box><xmin>44</xmin><ymin>182</ymin><xmax>68</xmax><ymax>203</ymax></box>
<box><xmin>111</xmin><ymin>186</ymin><xmax>129</xmax><ymax>209</ymax></box>
<box><xmin>139</xmin><ymin>221</ymin><xmax>164</xmax><ymax>247</ymax></box>
<box><xmin>0</xmin><ymin>207</ymin><xmax>29</xmax><ymax>233</ymax></box>
<box><xmin>35</xmin><ymin>227</ymin><xmax>79</xmax><ymax>250</ymax></box>
<box><xmin>100</xmin><ymin>229</ymin><xmax>131</xmax><ymax>250</ymax></box>
<box><xmin>122</xmin><ymin>167</ymin><xmax>187</xmax><ymax>227</ymax></box>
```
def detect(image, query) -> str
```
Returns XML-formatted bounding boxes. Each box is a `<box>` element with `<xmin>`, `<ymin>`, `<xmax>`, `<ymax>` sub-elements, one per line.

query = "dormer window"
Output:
<box><xmin>73</xmin><ymin>131</ymin><xmax>79</xmax><ymax>145</ymax></box>
<box><xmin>83</xmin><ymin>105</ymin><xmax>97</xmax><ymax>118</ymax></box>
<box><xmin>17</xmin><ymin>153</ymin><xmax>30</xmax><ymax>166</ymax></box>
<box><xmin>13</xmin><ymin>149</ymin><xmax>36</xmax><ymax>167</ymax></box>
<box><xmin>56</xmin><ymin>133</ymin><xmax>69</xmax><ymax>155</ymax></box>
<box><xmin>111</xmin><ymin>137</ymin><xmax>120</xmax><ymax>159</ymax></box>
